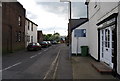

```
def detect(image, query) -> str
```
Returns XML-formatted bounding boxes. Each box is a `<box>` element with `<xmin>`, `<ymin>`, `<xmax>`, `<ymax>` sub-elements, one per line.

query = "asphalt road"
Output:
<box><xmin>2</xmin><ymin>44</ymin><xmax>72</xmax><ymax>79</ymax></box>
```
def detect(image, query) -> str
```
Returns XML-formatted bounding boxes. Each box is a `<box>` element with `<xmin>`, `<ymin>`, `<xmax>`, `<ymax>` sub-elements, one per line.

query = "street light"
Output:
<box><xmin>60</xmin><ymin>0</ymin><xmax>72</xmax><ymax>59</ymax></box>
<box><xmin>60</xmin><ymin>0</ymin><xmax>71</xmax><ymax>20</ymax></box>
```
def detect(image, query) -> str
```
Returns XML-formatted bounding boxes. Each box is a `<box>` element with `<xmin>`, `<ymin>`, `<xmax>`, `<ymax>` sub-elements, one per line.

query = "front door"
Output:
<box><xmin>100</xmin><ymin>26</ymin><xmax>114</xmax><ymax>68</ymax></box>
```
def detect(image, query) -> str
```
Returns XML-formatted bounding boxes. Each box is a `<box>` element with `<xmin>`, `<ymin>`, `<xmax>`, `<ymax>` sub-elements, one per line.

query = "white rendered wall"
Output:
<box><xmin>25</xmin><ymin>19</ymin><xmax>37</xmax><ymax>46</ymax></box>
<box><xmin>88</xmin><ymin>1</ymin><xmax>118</xmax><ymax>60</ymax></box>
<box><xmin>72</xmin><ymin>22</ymin><xmax>88</xmax><ymax>54</ymax></box>
<box><xmin>117</xmin><ymin>1</ymin><xmax>120</xmax><ymax>75</ymax></box>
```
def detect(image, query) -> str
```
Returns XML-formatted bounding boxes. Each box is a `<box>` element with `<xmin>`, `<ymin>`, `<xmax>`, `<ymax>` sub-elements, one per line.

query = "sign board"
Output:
<box><xmin>74</xmin><ymin>29</ymin><xmax>86</xmax><ymax>37</ymax></box>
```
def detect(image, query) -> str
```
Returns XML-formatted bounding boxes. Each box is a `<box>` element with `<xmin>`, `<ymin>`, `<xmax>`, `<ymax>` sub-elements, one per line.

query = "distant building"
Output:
<box><xmin>2</xmin><ymin>2</ymin><xmax>26</xmax><ymax>53</ymax></box>
<box><xmin>37</xmin><ymin>30</ymin><xmax>43</xmax><ymax>43</ymax></box>
<box><xmin>25</xmin><ymin>18</ymin><xmax>38</xmax><ymax>47</ymax></box>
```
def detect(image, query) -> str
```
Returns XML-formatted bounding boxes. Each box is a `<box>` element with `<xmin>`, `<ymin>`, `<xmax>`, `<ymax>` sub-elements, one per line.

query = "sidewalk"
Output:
<box><xmin>71</xmin><ymin>56</ymin><xmax>117</xmax><ymax>79</ymax></box>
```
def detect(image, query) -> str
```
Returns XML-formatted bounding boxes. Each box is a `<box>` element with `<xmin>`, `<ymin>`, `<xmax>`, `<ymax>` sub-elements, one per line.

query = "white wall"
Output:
<box><xmin>72</xmin><ymin>22</ymin><xmax>88</xmax><ymax>54</ymax></box>
<box><xmin>25</xmin><ymin>20</ymin><xmax>28</xmax><ymax>47</ymax></box>
<box><xmin>88</xmin><ymin>1</ymin><xmax>119</xmax><ymax>60</ymax></box>
<box><xmin>88</xmin><ymin>1</ymin><xmax>100</xmax><ymax>59</ymax></box>
<box><xmin>33</xmin><ymin>24</ymin><xmax>37</xmax><ymax>43</ymax></box>
<box><xmin>117</xmin><ymin>1</ymin><xmax>120</xmax><ymax>75</ymax></box>
<box><xmin>25</xmin><ymin>19</ymin><xmax>37</xmax><ymax>47</ymax></box>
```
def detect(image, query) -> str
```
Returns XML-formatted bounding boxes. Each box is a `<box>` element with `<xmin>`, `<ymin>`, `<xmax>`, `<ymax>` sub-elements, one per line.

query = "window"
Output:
<box><xmin>28</xmin><ymin>21</ymin><xmax>30</xmax><ymax>30</ymax></box>
<box><xmin>18</xmin><ymin>16</ymin><xmax>22</xmax><ymax>26</ymax></box>
<box><xmin>18</xmin><ymin>31</ymin><xmax>21</xmax><ymax>42</ymax></box>
<box><xmin>27</xmin><ymin>36</ymin><xmax>30</xmax><ymax>42</ymax></box>
<box><xmin>31</xmin><ymin>36</ymin><xmax>33</xmax><ymax>43</ymax></box>
<box><xmin>31</xmin><ymin>24</ymin><xmax>33</xmax><ymax>31</ymax></box>
<box><xmin>16</xmin><ymin>31</ymin><xmax>18</xmax><ymax>42</ymax></box>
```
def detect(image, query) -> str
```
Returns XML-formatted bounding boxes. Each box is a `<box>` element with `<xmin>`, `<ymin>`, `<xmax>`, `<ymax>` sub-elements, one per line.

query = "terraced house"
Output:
<box><xmin>25</xmin><ymin>18</ymin><xmax>38</xmax><ymax>47</ymax></box>
<box><xmin>2</xmin><ymin>2</ymin><xmax>26</xmax><ymax>53</ymax></box>
<box><xmin>72</xmin><ymin>0</ymin><xmax>120</xmax><ymax>78</ymax></box>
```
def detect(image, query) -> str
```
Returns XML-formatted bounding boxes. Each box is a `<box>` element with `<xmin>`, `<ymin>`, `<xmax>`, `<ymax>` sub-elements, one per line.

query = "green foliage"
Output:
<box><xmin>43</xmin><ymin>33</ymin><xmax>60</xmax><ymax>42</ymax></box>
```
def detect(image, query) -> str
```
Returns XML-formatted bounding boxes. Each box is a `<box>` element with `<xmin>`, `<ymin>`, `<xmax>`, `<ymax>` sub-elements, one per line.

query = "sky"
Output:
<box><xmin>17</xmin><ymin>0</ymin><xmax>87</xmax><ymax>36</ymax></box>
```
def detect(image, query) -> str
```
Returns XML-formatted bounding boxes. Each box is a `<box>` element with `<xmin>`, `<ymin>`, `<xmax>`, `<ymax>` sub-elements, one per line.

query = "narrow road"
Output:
<box><xmin>2</xmin><ymin>44</ymin><xmax>72</xmax><ymax>79</ymax></box>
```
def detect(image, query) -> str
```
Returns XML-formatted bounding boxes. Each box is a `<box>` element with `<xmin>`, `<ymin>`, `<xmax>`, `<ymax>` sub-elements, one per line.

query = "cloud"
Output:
<box><xmin>36</xmin><ymin>2</ymin><xmax>68</xmax><ymax>16</ymax></box>
<box><xmin>18</xmin><ymin>0</ymin><xmax>87</xmax><ymax>36</ymax></box>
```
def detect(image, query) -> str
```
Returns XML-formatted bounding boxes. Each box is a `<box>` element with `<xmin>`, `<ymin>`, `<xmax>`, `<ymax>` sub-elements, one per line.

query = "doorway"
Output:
<box><xmin>100</xmin><ymin>25</ymin><xmax>115</xmax><ymax>68</ymax></box>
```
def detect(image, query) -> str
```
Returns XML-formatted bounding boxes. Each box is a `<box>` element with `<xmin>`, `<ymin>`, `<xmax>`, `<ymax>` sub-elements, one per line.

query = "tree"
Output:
<box><xmin>43</xmin><ymin>33</ymin><xmax>60</xmax><ymax>42</ymax></box>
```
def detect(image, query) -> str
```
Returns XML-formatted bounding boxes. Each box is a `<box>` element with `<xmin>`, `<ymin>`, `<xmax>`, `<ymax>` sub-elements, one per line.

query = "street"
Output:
<box><xmin>2</xmin><ymin>44</ymin><xmax>72</xmax><ymax>79</ymax></box>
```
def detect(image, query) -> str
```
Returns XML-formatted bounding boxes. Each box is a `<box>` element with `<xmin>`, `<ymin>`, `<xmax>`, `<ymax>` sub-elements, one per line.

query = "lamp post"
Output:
<box><xmin>60</xmin><ymin>0</ymin><xmax>71</xmax><ymax>20</ymax></box>
<box><xmin>60</xmin><ymin>0</ymin><xmax>72</xmax><ymax>59</ymax></box>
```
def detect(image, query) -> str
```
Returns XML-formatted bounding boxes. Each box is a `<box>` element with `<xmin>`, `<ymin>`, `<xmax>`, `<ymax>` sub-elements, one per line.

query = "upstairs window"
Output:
<box><xmin>28</xmin><ymin>21</ymin><xmax>30</xmax><ymax>30</ymax></box>
<box><xmin>31</xmin><ymin>24</ymin><xmax>33</xmax><ymax>31</ymax></box>
<box><xmin>18</xmin><ymin>31</ymin><xmax>21</xmax><ymax>42</ymax></box>
<box><xmin>31</xmin><ymin>36</ymin><xmax>33</xmax><ymax>43</ymax></box>
<box><xmin>18</xmin><ymin>16</ymin><xmax>22</xmax><ymax>26</ymax></box>
<box><xmin>16</xmin><ymin>31</ymin><xmax>18</xmax><ymax>42</ymax></box>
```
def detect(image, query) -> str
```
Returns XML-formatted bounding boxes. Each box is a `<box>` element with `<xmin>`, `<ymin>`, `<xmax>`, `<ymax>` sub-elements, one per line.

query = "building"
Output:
<box><xmin>68</xmin><ymin>18</ymin><xmax>88</xmax><ymax>45</ymax></box>
<box><xmin>2</xmin><ymin>2</ymin><xmax>26</xmax><ymax>53</ymax></box>
<box><xmin>0</xmin><ymin>1</ymin><xmax>2</xmax><ymax>57</ymax></box>
<box><xmin>71</xmin><ymin>19</ymin><xmax>88</xmax><ymax>55</ymax></box>
<box><xmin>37</xmin><ymin>30</ymin><xmax>43</xmax><ymax>43</ymax></box>
<box><xmin>72</xmin><ymin>0</ymin><xmax>120</xmax><ymax>77</ymax></box>
<box><xmin>86</xmin><ymin>1</ymin><xmax>120</xmax><ymax>77</ymax></box>
<box><xmin>25</xmin><ymin>18</ymin><xmax>38</xmax><ymax>47</ymax></box>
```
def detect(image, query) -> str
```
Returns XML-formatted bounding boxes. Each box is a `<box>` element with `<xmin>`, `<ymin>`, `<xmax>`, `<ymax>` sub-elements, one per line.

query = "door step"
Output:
<box><xmin>91</xmin><ymin>62</ymin><xmax>113</xmax><ymax>74</ymax></box>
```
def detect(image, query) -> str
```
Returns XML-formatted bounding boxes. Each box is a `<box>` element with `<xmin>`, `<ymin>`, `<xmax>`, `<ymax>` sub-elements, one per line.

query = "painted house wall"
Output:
<box><xmin>33</xmin><ymin>24</ymin><xmax>37</xmax><ymax>43</ymax></box>
<box><xmin>72</xmin><ymin>22</ymin><xmax>88</xmax><ymax>54</ymax></box>
<box><xmin>88</xmin><ymin>2</ymin><xmax>100</xmax><ymax>59</ymax></box>
<box><xmin>25</xmin><ymin>19</ymin><xmax>37</xmax><ymax>47</ymax></box>
<box><xmin>88</xmin><ymin>1</ymin><xmax>119</xmax><ymax>60</ymax></box>
<box><xmin>117</xmin><ymin>1</ymin><xmax>120</xmax><ymax>76</ymax></box>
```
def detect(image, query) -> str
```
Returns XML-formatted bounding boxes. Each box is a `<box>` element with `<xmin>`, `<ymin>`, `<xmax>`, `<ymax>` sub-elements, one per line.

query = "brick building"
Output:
<box><xmin>2</xmin><ymin>2</ymin><xmax>26</xmax><ymax>53</ymax></box>
<box><xmin>37</xmin><ymin>30</ymin><xmax>43</xmax><ymax>43</ymax></box>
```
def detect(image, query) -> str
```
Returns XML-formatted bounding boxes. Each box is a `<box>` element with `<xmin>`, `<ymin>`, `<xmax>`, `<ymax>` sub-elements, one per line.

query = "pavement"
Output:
<box><xmin>71</xmin><ymin>56</ymin><xmax>118</xmax><ymax>79</ymax></box>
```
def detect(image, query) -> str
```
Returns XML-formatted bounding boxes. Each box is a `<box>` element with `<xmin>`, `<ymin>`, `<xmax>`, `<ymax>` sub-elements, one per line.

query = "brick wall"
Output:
<box><xmin>2</xmin><ymin>2</ymin><xmax>26</xmax><ymax>53</ymax></box>
<box><xmin>37</xmin><ymin>31</ymin><xmax>43</xmax><ymax>43</ymax></box>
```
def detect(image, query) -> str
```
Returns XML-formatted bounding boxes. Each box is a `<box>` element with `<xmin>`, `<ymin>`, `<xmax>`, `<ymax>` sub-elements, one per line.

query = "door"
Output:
<box><xmin>104</xmin><ymin>27</ymin><xmax>111</xmax><ymax>65</ymax></box>
<box><xmin>100</xmin><ymin>26</ymin><xmax>113</xmax><ymax>68</ymax></box>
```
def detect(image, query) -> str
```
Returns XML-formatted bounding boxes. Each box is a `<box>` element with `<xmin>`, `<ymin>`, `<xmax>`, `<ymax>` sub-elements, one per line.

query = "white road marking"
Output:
<box><xmin>52</xmin><ymin>57</ymin><xmax>59</xmax><ymax>79</ymax></box>
<box><xmin>43</xmin><ymin>49</ymin><xmax>61</xmax><ymax>79</ymax></box>
<box><xmin>38</xmin><ymin>52</ymin><xmax>42</xmax><ymax>55</ymax></box>
<box><xmin>30</xmin><ymin>55</ymin><xmax>38</xmax><ymax>58</ymax></box>
<box><xmin>1</xmin><ymin>62</ymin><xmax>22</xmax><ymax>72</ymax></box>
<box><xmin>44</xmin><ymin>49</ymin><xmax>48</xmax><ymax>52</ymax></box>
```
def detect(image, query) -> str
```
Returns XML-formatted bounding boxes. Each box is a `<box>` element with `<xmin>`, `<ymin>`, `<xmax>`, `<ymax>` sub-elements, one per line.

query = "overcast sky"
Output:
<box><xmin>17</xmin><ymin>0</ymin><xmax>87</xmax><ymax>36</ymax></box>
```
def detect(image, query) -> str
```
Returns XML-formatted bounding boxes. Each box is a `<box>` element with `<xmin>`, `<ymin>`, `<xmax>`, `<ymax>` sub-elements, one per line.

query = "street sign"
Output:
<box><xmin>74</xmin><ymin>29</ymin><xmax>86</xmax><ymax>37</ymax></box>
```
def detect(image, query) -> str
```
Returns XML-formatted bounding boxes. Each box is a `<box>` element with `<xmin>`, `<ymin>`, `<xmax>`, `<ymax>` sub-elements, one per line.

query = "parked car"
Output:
<box><xmin>40</xmin><ymin>41</ymin><xmax>48</xmax><ymax>48</ymax></box>
<box><xmin>27</xmin><ymin>43</ymin><xmax>42</xmax><ymax>51</ymax></box>
<box><xmin>51</xmin><ymin>40</ymin><xmax>57</xmax><ymax>44</ymax></box>
<box><xmin>47</xmin><ymin>41</ymin><xmax>52</xmax><ymax>46</ymax></box>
